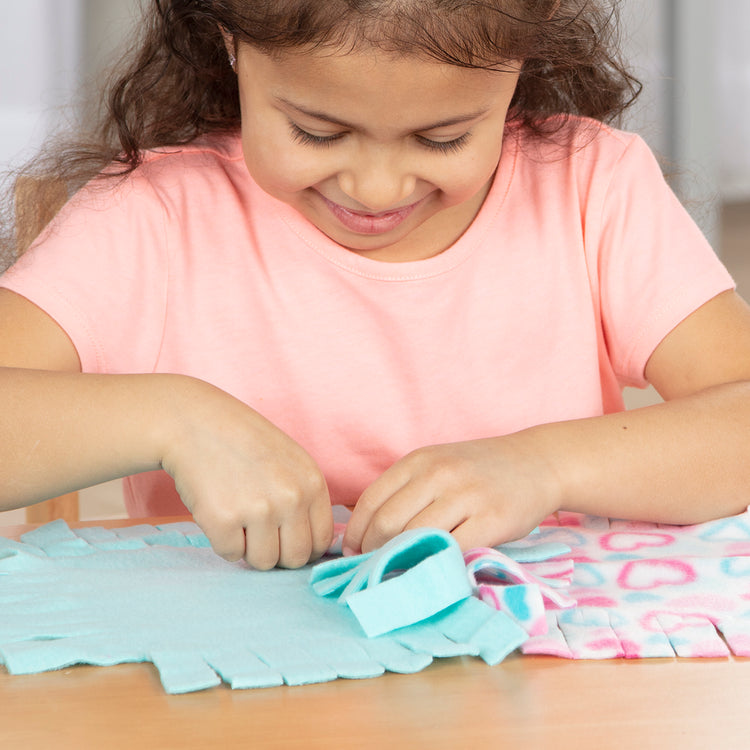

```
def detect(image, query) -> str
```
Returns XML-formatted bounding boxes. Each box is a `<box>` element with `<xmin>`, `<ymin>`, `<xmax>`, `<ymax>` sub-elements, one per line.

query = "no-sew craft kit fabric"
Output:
<box><xmin>0</xmin><ymin>519</ymin><xmax>531</xmax><ymax>694</ymax></box>
<box><xmin>3</xmin><ymin>508</ymin><xmax>750</xmax><ymax>694</ymax></box>
<box><xmin>521</xmin><ymin>511</ymin><xmax>750</xmax><ymax>659</ymax></box>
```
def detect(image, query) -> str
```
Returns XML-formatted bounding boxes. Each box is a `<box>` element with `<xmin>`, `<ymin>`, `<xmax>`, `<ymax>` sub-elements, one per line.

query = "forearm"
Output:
<box><xmin>0</xmin><ymin>366</ymin><xmax>333</xmax><ymax>568</ymax></box>
<box><xmin>0</xmin><ymin>367</ymin><xmax>187</xmax><ymax>510</ymax></box>
<box><xmin>524</xmin><ymin>380</ymin><xmax>750</xmax><ymax>525</ymax></box>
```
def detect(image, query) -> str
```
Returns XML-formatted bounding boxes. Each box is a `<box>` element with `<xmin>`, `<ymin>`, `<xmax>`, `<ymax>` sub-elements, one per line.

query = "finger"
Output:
<box><xmin>344</xmin><ymin>468</ymin><xmax>409</xmax><ymax>555</ymax></box>
<box><xmin>243</xmin><ymin>515</ymin><xmax>280</xmax><ymax>570</ymax></box>
<box><xmin>402</xmin><ymin>497</ymin><xmax>469</xmax><ymax>537</ymax></box>
<box><xmin>358</xmin><ymin>483</ymin><xmax>437</xmax><ymax>554</ymax></box>
<box><xmin>196</xmin><ymin>515</ymin><xmax>247</xmax><ymax>563</ymax></box>
<box><xmin>277</xmin><ymin>516</ymin><xmax>313</xmax><ymax>569</ymax></box>
<box><xmin>450</xmin><ymin>515</ymin><xmax>521</xmax><ymax>552</ymax></box>
<box><xmin>308</xmin><ymin>499</ymin><xmax>334</xmax><ymax>561</ymax></box>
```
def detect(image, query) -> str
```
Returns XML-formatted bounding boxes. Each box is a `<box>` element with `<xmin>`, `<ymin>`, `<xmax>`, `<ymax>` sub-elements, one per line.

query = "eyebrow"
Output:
<box><xmin>276</xmin><ymin>98</ymin><xmax>491</xmax><ymax>132</ymax></box>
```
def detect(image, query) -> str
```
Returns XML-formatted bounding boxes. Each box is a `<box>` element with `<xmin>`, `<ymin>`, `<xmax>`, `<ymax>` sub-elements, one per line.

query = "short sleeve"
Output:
<box><xmin>595</xmin><ymin>134</ymin><xmax>735</xmax><ymax>387</ymax></box>
<box><xmin>0</xmin><ymin>172</ymin><xmax>170</xmax><ymax>374</ymax></box>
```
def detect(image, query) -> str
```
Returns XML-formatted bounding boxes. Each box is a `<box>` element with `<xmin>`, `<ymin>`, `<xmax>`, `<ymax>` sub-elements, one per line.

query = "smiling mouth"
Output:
<box><xmin>320</xmin><ymin>195</ymin><xmax>424</xmax><ymax>235</ymax></box>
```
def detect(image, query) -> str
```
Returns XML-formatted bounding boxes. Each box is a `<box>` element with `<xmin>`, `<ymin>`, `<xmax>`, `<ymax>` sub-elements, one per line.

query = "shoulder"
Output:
<box><xmin>141</xmin><ymin>131</ymin><xmax>245</xmax><ymax>173</ymax></box>
<box><xmin>134</xmin><ymin>131</ymin><xmax>246</xmax><ymax>199</ymax></box>
<box><xmin>508</xmin><ymin>116</ymin><xmax>652</xmax><ymax>174</ymax></box>
<box><xmin>503</xmin><ymin>116</ymin><xmax>666</xmax><ymax>219</ymax></box>
<box><xmin>60</xmin><ymin>131</ymin><xmax>249</xmax><ymax>230</ymax></box>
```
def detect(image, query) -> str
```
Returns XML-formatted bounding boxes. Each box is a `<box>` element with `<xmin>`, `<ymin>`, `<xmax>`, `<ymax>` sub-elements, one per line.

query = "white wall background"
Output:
<box><xmin>0</xmin><ymin>0</ymin><xmax>84</xmax><ymax>168</ymax></box>
<box><xmin>717</xmin><ymin>0</ymin><xmax>750</xmax><ymax>199</ymax></box>
<box><xmin>0</xmin><ymin>0</ymin><xmax>136</xmax><ymax>168</ymax></box>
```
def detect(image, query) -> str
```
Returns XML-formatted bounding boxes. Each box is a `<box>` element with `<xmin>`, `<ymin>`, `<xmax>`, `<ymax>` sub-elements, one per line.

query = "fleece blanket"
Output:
<box><xmin>2</xmin><ymin>508</ymin><xmax>749</xmax><ymax>693</ymax></box>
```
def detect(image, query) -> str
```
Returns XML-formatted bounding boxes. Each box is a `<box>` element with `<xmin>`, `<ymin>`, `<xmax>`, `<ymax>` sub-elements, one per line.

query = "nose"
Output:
<box><xmin>337</xmin><ymin>149</ymin><xmax>417</xmax><ymax>213</ymax></box>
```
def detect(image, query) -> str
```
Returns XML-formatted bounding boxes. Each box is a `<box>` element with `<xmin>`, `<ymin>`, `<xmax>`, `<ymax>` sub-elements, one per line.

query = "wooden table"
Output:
<box><xmin>2</xmin><ymin>519</ymin><xmax>748</xmax><ymax>749</ymax></box>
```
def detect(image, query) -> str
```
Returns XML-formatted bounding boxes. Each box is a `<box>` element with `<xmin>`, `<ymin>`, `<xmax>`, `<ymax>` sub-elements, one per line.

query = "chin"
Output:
<box><xmin>328</xmin><ymin>225</ymin><xmax>416</xmax><ymax>252</ymax></box>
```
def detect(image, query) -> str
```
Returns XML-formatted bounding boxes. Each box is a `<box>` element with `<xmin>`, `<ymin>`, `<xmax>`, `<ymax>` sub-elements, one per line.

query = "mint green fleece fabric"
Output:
<box><xmin>0</xmin><ymin>520</ymin><xmax>528</xmax><ymax>694</ymax></box>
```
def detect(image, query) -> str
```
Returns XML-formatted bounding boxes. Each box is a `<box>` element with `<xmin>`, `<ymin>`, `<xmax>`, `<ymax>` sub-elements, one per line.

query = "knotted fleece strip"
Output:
<box><xmin>0</xmin><ymin>519</ymin><xmax>564</xmax><ymax>694</ymax></box>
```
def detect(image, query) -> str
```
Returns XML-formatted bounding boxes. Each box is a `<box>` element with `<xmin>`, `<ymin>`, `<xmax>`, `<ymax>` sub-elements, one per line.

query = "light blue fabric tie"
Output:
<box><xmin>311</xmin><ymin>528</ymin><xmax>474</xmax><ymax>636</ymax></box>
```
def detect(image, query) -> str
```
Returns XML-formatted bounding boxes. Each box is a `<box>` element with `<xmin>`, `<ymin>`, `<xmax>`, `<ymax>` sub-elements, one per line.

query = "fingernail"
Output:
<box><xmin>342</xmin><ymin>545</ymin><xmax>356</xmax><ymax>557</ymax></box>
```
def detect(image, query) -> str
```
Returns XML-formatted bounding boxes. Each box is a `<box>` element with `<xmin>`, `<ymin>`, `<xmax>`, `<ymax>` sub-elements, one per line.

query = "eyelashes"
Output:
<box><xmin>288</xmin><ymin>123</ymin><xmax>345</xmax><ymax>148</ymax></box>
<box><xmin>415</xmin><ymin>133</ymin><xmax>472</xmax><ymax>154</ymax></box>
<box><xmin>287</xmin><ymin>121</ymin><xmax>472</xmax><ymax>154</ymax></box>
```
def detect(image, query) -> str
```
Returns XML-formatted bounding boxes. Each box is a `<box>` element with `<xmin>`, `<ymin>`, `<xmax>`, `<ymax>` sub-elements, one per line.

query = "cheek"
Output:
<box><xmin>241</xmin><ymin>140</ymin><xmax>313</xmax><ymax>196</ymax></box>
<box><xmin>239</xmin><ymin>117</ymin><xmax>326</xmax><ymax>196</ymax></box>
<box><xmin>433</xmin><ymin>165</ymin><xmax>495</xmax><ymax>204</ymax></box>
<box><xmin>439</xmin><ymin>144</ymin><xmax>504</xmax><ymax>200</ymax></box>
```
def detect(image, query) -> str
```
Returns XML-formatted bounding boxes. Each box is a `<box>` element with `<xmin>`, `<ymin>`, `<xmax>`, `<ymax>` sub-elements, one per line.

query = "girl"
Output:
<box><xmin>1</xmin><ymin>0</ymin><xmax>750</xmax><ymax>571</ymax></box>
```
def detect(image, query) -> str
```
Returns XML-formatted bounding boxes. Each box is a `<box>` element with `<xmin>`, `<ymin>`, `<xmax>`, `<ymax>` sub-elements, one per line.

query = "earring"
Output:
<box><xmin>228</xmin><ymin>51</ymin><xmax>236</xmax><ymax>72</ymax></box>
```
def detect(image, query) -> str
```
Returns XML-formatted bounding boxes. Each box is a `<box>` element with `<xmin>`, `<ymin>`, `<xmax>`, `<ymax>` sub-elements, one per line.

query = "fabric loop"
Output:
<box><xmin>312</xmin><ymin>528</ymin><xmax>472</xmax><ymax>638</ymax></box>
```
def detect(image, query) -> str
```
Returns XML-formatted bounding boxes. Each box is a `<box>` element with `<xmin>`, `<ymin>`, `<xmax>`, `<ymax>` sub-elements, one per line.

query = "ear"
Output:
<box><xmin>218</xmin><ymin>26</ymin><xmax>237</xmax><ymax>71</ymax></box>
<box><xmin>218</xmin><ymin>26</ymin><xmax>234</xmax><ymax>55</ymax></box>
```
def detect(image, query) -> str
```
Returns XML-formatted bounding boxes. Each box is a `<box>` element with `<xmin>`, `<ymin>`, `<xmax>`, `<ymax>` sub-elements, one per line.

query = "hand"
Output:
<box><xmin>160</xmin><ymin>378</ymin><xmax>332</xmax><ymax>569</ymax></box>
<box><xmin>343</xmin><ymin>436</ymin><xmax>561</xmax><ymax>555</ymax></box>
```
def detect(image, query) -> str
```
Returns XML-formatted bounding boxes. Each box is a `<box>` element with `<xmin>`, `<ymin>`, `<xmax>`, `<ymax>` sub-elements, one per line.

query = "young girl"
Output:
<box><xmin>2</xmin><ymin>0</ymin><xmax>750</xmax><ymax>571</ymax></box>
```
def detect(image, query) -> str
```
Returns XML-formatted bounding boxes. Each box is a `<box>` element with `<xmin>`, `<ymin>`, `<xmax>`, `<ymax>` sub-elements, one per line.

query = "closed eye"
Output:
<box><xmin>415</xmin><ymin>132</ymin><xmax>472</xmax><ymax>154</ymax></box>
<box><xmin>289</xmin><ymin>120</ymin><xmax>472</xmax><ymax>155</ymax></box>
<box><xmin>289</xmin><ymin>121</ymin><xmax>345</xmax><ymax>147</ymax></box>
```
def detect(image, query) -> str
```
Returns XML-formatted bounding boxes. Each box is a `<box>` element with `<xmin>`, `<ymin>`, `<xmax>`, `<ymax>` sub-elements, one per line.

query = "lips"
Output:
<box><xmin>320</xmin><ymin>194</ymin><xmax>423</xmax><ymax>235</ymax></box>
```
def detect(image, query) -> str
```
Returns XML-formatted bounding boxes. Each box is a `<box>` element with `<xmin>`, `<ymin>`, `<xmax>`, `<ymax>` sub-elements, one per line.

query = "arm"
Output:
<box><xmin>0</xmin><ymin>289</ymin><xmax>332</xmax><ymax>568</ymax></box>
<box><xmin>538</xmin><ymin>289</ymin><xmax>750</xmax><ymax>522</ymax></box>
<box><xmin>344</xmin><ymin>290</ymin><xmax>750</xmax><ymax>554</ymax></box>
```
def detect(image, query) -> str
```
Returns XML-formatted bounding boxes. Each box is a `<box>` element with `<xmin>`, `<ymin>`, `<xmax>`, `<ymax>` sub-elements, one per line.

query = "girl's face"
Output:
<box><xmin>233</xmin><ymin>43</ymin><xmax>520</xmax><ymax>262</ymax></box>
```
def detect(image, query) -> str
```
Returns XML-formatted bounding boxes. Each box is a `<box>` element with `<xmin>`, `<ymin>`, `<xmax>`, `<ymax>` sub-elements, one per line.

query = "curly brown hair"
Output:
<box><xmin>0</xmin><ymin>0</ymin><xmax>640</xmax><ymax>271</ymax></box>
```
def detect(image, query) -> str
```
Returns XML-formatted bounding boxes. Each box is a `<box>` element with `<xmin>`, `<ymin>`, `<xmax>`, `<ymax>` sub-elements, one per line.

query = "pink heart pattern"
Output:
<box><xmin>505</xmin><ymin>508</ymin><xmax>750</xmax><ymax>659</ymax></box>
<box><xmin>600</xmin><ymin>532</ymin><xmax>675</xmax><ymax>552</ymax></box>
<box><xmin>617</xmin><ymin>559</ymin><xmax>697</xmax><ymax>590</ymax></box>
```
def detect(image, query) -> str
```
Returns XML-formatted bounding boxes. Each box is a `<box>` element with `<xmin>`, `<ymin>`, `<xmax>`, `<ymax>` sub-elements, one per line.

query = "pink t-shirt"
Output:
<box><xmin>0</xmin><ymin>120</ymin><xmax>735</xmax><ymax>516</ymax></box>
